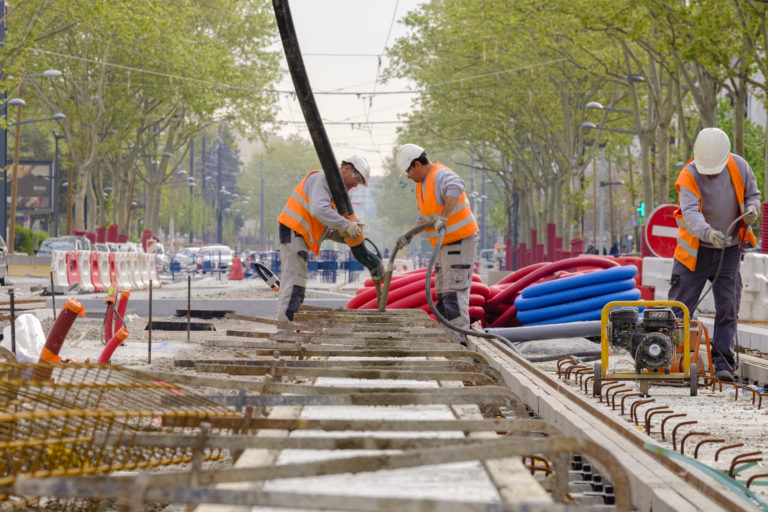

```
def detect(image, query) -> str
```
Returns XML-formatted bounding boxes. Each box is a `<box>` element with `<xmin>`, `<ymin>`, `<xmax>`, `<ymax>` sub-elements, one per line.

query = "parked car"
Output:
<box><xmin>36</xmin><ymin>236</ymin><xmax>93</xmax><ymax>256</ymax></box>
<box><xmin>172</xmin><ymin>247</ymin><xmax>200</xmax><ymax>270</ymax></box>
<box><xmin>94</xmin><ymin>243</ymin><xmax>110</xmax><ymax>253</ymax></box>
<box><xmin>197</xmin><ymin>245</ymin><xmax>233</xmax><ymax>272</ymax></box>
<box><xmin>147</xmin><ymin>242</ymin><xmax>169</xmax><ymax>271</ymax></box>
<box><xmin>117</xmin><ymin>241</ymin><xmax>143</xmax><ymax>253</ymax></box>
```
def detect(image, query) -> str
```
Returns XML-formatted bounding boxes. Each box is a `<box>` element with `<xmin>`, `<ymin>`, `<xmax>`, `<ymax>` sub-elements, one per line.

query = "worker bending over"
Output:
<box><xmin>669</xmin><ymin>127</ymin><xmax>761</xmax><ymax>382</ymax></box>
<box><xmin>395</xmin><ymin>143</ymin><xmax>479</xmax><ymax>344</ymax></box>
<box><xmin>276</xmin><ymin>155</ymin><xmax>370</xmax><ymax>322</ymax></box>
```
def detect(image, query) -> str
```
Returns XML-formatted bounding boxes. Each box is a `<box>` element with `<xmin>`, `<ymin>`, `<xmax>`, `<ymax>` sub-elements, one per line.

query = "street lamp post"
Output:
<box><xmin>259</xmin><ymin>157</ymin><xmax>264</xmax><ymax>249</ymax></box>
<box><xmin>8</xmin><ymin>108</ymin><xmax>66</xmax><ymax>252</ymax></box>
<box><xmin>5</xmin><ymin>68</ymin><xmax>63</xmax><ymax>251</ymax></box>
<box><xmin>216</xmin><ymin>140</ymin><xmax>223</xmax><ymax>244</ymax></box>
<box><xmin>52</xmin><ymin>131</ymin><xmax>66</xmax><ymax>237</ymax></box>
<box><xmin>188</xmin><ymin>138</ymin><xmax>194</xmax><ymax>244</ymax></box>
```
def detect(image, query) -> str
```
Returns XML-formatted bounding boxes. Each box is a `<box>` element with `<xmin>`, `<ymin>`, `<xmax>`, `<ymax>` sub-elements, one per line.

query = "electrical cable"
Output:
<box><xmin>687</xmin><ymin>212</ymin><xmax>749</xmax><ymax>377</ymax></box>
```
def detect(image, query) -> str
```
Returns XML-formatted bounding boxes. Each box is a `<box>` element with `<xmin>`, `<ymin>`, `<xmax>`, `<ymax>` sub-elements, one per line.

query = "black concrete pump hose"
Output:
<box><xmin>272</xmin><ymin>0</ymin><xmax>384</xmax><ymax>283</ymax></box>
<box><xmin>691</xmin><ymin>211</ymin><xmax>750</xmax><ymax>375</ymax></box>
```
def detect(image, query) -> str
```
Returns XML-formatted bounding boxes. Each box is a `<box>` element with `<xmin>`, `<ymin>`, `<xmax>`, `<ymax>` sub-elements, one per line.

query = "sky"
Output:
<box><xmin>268</xmin><ymin>0</ymin><xmax>423</xmax><ymax>176</ymax></box>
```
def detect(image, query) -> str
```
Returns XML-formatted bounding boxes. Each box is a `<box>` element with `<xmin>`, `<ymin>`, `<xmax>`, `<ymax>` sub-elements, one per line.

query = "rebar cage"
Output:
<box><xmin>0</xmin><ymin>361</ymin><xmax>237</xmax><ymax>511</ymax></box>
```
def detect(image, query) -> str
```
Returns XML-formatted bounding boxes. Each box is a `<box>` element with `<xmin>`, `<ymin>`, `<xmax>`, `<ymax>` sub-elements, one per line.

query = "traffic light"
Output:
<box><xmin>636</xmin><ymin>202</ymin><xmax>645</xmax><ymax>225</ymax></box>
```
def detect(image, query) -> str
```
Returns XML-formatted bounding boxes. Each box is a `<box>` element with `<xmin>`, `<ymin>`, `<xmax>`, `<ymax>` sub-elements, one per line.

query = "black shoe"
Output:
<box><xmin>715</xmin><ymin>369</ymin><xmax>734</xmax><ymax>382</ymax></box>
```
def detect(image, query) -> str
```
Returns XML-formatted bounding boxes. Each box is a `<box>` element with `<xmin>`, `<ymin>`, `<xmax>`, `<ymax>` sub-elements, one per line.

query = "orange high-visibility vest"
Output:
<box><xmin>673</xmin><ymin>155</ymin><xmax>757</xmax><ymax>271</ymax></box>
<box><xmin>277</xmin><ymin>170</ymin><xmax>332</xmax><ymax>255</ymax></box>
<box><xmin>416</xmin><ymin>162</ymin><xmax>478</xmax><ymax>247</ymax></box>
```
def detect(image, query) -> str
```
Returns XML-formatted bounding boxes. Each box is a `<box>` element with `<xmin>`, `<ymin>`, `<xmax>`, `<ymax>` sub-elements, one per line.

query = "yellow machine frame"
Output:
<box><xmin>599</xmin><ymin>300</ymin><xmax>691</xmax><ymax>394</ymax></box>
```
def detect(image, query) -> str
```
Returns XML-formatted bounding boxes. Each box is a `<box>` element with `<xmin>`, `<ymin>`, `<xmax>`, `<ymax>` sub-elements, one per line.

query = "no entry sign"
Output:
<box><xmin>645</xmin><ymin>204</ymin><xmax>679</xmax><ymax>258</ymax></box>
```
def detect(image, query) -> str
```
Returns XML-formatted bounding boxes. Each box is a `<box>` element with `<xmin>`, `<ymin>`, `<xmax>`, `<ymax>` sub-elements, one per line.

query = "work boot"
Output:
<box><xmin>715</xmin><ymin>369</ymin><xmax>734</xmax><ymax>382</ymax></box>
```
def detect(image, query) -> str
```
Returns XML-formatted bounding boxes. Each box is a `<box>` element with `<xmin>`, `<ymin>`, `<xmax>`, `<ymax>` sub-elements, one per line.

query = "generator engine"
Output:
<box><xmin>608</xmin><ymin>306</ymin><xmax>679</xmax><ymax>370</ymax></box>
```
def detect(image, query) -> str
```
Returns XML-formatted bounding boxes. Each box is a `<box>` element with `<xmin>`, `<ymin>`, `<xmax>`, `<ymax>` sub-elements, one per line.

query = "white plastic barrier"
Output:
<box><xmin>98</xmin><ymin>252</ymin><xmax>111</xmax><ymax>291</ymax></box>
<box><xmin>129</xmin><ymin>253</ymin><xmax>143</xmax><ymax>290</ymax></box>
<box><xmin>641</xmin><ymin>254</ymin><xmax>768</xmax><ymax>321</ymax></box>
<box><xmin>50</xmin><ymin>250</ymin><xmax>69</xmax><ymax>291</ymax></box>
<box><xmin>76</xmin><ymin>251</ymin><xmax>95</xmax><ymax>293</ymax></box>
<box><xmin>149</xmin><ymin>252</ymin><xmax>162</xmax><ymax>287</ymax></box>
<box><xmin>740</xmin><ymin>252</ymin><xmax>768</xmax><ymax>322</ymax></box>
<box><xmin>140</xmin><ymin>253</ymin><xmax>152</xmax><ymax>288</ymax></box>
<box><xmin>116</xmin><ymin>253</ymin><xmax>132</xmax><ymax>291</ymax></box>
<box><xmin>136</xmin><ymin>253</ymin><xmax>149</xmax><ymax>290</ymax></box>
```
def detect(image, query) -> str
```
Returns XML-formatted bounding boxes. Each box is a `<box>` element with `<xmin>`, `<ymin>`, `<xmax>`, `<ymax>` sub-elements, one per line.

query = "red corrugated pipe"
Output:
<box><xmin>34</xmin><ymin>298</ymin><xmax>85</xmax><ymax>380</ymax></box>
<box><xmin>98</xmin><ymin>327</ymin><xmax>131</xmax><ymax>364</ymax></box>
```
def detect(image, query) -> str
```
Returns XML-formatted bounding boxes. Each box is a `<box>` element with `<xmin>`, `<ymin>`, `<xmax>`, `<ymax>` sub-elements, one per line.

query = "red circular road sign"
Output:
<box><xmin>645</xmin><ymin>204</ymin><xmax>679</xmax><ymax>258</ymax></box>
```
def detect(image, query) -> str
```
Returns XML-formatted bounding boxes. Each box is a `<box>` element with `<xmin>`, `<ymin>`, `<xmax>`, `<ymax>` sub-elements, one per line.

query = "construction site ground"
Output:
<box><xmin>4</xmin><ymin>272</ymin><xmax>768</xmax><ymax>511</ymax></box>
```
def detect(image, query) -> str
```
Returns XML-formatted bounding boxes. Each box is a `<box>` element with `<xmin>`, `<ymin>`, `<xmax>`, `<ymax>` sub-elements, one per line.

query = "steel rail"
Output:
<box><xmin>472</xmin><ymin>336</ymin><xmax>757</xmax><ymax>512</ymax></box>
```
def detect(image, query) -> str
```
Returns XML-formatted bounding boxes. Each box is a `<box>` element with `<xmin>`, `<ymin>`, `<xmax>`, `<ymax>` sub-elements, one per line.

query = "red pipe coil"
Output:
<box><xmin>485</xmin><ymin>256</ymin><xmax>618</xmax><ymax>310</ymax></box>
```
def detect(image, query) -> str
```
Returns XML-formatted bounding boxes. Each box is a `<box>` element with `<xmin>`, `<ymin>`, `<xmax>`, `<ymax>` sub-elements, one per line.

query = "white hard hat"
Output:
<box><xmin>395</xmin><ymin>143</ymin><xmax>425</xmax><ymax>173</ymax></box>
<box><xmin>693</xmin><ymin>127</ymin><xmax>731</xmax><ymax>175</ymax></box>
<box><xmin>342</xmin><ymin>155</ymin><xmax>370</xmax><ymax>186</ymax></box>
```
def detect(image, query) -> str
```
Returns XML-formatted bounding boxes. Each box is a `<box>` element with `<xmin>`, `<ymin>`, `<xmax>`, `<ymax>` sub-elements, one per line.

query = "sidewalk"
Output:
<box><xmin>698</xmin><ymin>317</ymin><xmax>768</xmax><ymax>353</ymax></box>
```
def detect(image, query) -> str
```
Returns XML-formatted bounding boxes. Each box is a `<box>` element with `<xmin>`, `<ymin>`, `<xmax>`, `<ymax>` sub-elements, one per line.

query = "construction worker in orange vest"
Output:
<box><xmin>276</xmin><ymin>155</ymin><xmax>370</xmax><ymax>322</ymax></box>
<box><xmin>395</xmin><ymin>143</ymin><xmax>479</xmax><ymax>344</ymax></box>
<box><xmin>668</xmin><ymin>128</ymin><xmax>761</xmax><ymax>382</ymax></box>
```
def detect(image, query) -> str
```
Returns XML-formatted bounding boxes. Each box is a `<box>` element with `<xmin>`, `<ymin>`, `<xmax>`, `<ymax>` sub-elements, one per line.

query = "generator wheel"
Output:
<box><xmin>690</xmin><ymin>363</ymin><xmax>698</xmax><ymax>396</ymax></box>
<box><xmin>593</xmin><ymin>362</ymin><xmax>602</xmax><ymax>396</ymax></box>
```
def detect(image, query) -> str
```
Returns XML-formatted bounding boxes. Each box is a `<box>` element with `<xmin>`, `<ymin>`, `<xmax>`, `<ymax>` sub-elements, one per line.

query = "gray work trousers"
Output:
<box><xmin>276</xmin><ymin>225</ymin><xmax>309</xmax><ymax>322</ymax></box>
<box><xmin>434</xmin><ymin>233</ymin><xmax>478</xmax><ymax>331</ymax></box>
<box><xmin>667</xmin><ymin>245</ymin><xmax>742</xmax><ymax>373</ymax></box>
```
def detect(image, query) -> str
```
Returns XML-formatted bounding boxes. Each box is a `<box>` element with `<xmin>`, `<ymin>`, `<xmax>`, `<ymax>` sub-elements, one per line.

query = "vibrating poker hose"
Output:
<box><xmin>378</xmin><ymin>222</ymin><xmax>435</xmax><ymax>312</ymax></box>
<box><xmin>424</xmin><ymin>229</ymin><xmax>526</xmax><ymax>355</ymax></box>
<box><xmin>272</xmin><ymin>0</ymin><xmax>384</xmax><ymax>299</ymax></box>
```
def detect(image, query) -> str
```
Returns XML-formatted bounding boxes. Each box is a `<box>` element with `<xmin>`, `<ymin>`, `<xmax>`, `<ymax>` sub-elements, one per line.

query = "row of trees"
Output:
<box><xmin>377</xmin><ymin>0</ymin><xmax>768</xmax><ymax>247</ymax></box>
<box><xmin>5</xmin><ymin>0</ymin><xmax>280</xmax><ymax>238</ymax></box>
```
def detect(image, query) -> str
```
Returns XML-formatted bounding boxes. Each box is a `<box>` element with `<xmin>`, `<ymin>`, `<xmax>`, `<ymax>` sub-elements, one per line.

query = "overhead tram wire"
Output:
<box><xmin>29</xmin><ymin>46</ymin><xmax>568</xmax><ymax>97</ymax></box>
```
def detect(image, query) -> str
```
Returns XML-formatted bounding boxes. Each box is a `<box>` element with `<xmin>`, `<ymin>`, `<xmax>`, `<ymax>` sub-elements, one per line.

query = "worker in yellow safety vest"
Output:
<box><xmin>276</xmin><ymin>155</ymin><xmax>370</xmax><ymax>322</ymax></box>
<box><xmin>668</xmin><ymin>127</ymin><xmax>761</xmax><ymax>382</ymax></box>
<box><xmin>395</xmin><ymin>143</ymin><xmax>479</xmax><ymax>344</ymax></box>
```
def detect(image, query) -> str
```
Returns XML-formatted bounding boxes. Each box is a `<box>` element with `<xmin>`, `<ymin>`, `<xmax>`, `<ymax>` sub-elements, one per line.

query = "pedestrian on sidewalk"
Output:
<box><xmin>395</xmin><ymin>143</ymin><xmax>479</xmax><ymax>344</ymax></box>
<box><xmin>668</xmin><ymin>127</ymin><xmax>761</xmax><ymax>382</ymax></box>
<box><xmin>275</xmin><ymin>155</ymin><xmax>371</xmax><ymax>322</ymax></box>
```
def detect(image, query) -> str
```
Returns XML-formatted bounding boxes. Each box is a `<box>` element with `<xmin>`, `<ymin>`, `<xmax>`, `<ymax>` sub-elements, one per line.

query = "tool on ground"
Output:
<box><xmin>253</xmin><ymin>261</ymin><xmax>280</xmax><ymax>292</ymax></box>
<box><xmin>593</xmin><ymin>300</ymin><xmax>698</xmax><ymax>397</ymax></box>
<box><xmin>378</xmin><ymin>222</ymin><xmax>434</xmax><ymax>312</ymax></box>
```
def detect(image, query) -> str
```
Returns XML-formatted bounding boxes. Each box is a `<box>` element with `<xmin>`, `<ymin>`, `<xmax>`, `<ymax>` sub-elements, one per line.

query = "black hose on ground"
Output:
<box><xmin>525</xmin><ymin>351</ymin><xmax>602</xmax><ymax>363</ymax></box>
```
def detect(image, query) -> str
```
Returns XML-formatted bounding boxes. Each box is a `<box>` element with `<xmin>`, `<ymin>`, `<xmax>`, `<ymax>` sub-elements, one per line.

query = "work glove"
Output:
<box><xmin>744</xmin><ymin>205</ymin><xmax>759</xmax><ymax>225</ymax></box>
<box><xmin>325</xmin><ymin>230</ymin><xmax>347</xmax><ymax>244</ymax></box>
<box><xmin>397</xmin><ymin>233</ymin><xmax>413</xmax><ymax>249</ymax></box>
<box><xmin>434</xmin><ymin>217</ymin><xmax>448</xmax><ymax>233</ymax></box>
<box><xmin>707</xmin><ymin>229</ymin><xmax>726</xmax><ymax>249</ymax></box>
<box><xmin>344</xmin><ymin>221</ymin><xmax>363</xmax><ymax>239</ymax></box>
